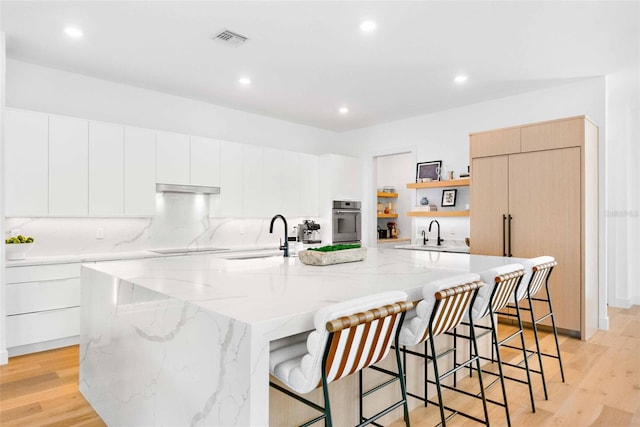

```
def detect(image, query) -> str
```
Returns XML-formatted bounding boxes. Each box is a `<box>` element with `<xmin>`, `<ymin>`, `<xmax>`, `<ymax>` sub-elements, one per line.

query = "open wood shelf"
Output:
<box><xmin>377</xmin><ymin>213</ymin><xmax>399</xmax><ymax>218</ymax></box>
<box><xmin>407</xmin><ymin>210</ymin><xmax>470</xmax><ymax>217</ymax></box>
<box><xmin>406</xmin><ymin>178</ymin><xmax>470</xmax><ymax>189</ymax></box>
<box><xmin>377</xmin><ymin>192</ymin><xmax>398</xmax><ymax>198</ymax></box>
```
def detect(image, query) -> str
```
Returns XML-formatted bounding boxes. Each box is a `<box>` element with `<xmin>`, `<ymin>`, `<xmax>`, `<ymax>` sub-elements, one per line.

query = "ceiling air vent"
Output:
<box><xmin>213</xmin><ymin>29</ymin><xmax>248</xmax><ymax>47</ymax></box>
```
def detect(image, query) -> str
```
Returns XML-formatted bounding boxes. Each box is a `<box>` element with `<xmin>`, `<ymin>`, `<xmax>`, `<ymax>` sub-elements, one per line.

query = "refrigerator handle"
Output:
<box><xmin>508</xmin><ymin>214</ymin><xmax>513</xmax><ymax>257</ymax></box>
<box><xmin>502</xmin><ymin>214</ymin><xmax>507</xmax><ymax>257</ymax></box>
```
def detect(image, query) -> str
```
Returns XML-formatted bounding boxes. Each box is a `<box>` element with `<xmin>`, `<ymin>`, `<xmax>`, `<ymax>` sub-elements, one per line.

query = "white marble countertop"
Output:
<box><xmin>85</xmin><ymin>248</ymin><xmax>519</xmax><ymax>338</ymax></box>
<box><xmin>5</xmin><ymin>245</ymin><xmax>282</xmax><ymax>267</ymax></box>
<box><xmin>394</xmin><ymin>241</ymin><xmax>470</xmax><ymax>254</ymax></box>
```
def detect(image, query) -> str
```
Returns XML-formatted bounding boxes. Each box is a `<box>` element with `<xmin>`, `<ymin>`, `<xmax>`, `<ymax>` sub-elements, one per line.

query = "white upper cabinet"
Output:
<box><xmin>190</xmin><ymin>136</ymin><xmax>221</xmax><ymax>187</ymax></box>
<box><xmin>124</xmin><ymin>126</ymin><xmax>156</xmax><ymax>216</ymax></box>
<box><xmin>89</xmin><ymin>121</ymin><xmax>124</xmax><ymax>216</ymax></box>
<box><xmin>280</xmin><ymin>150</ymin><xmax>300</xmax><ymax>218</ymax></box>
<box><xmin>262</xmin><ymin>147</ymin><xmax>284</xmax><ymax>217</ymax></box>
<box><xmin>298</xmin><ymin>153</ymin><xmax>319</xmax><ymax>217</ymax></box>
<box><xmin>156</xmin><ymin>131</ymin><xmax>189</xmax><ymax>185</ymax></box>
<box><xmin>49</xmin><ymin>115</ymin><xmax>89</xmax><ymax>216</ymax></box>
<box><xmin>5</xmin><ymin>109</ymin><xmax>49</xmax><ymax>217</ymax></box>
<box><xmin>242</xmin><ymin>145</ymin><xmax>265</xmax><ymax>217</ymax></box>
<box><xmin>218</xmin><ymin>141</ymin><xmax>244</xmax><ymax>217</ymax></box>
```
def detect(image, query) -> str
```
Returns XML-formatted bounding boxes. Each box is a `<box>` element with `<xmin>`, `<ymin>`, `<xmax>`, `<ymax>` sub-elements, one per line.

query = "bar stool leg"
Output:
<box><xmin>514</xmin><ymin>302</ymin><xmax>536</xmax><ymax>412</ymax></box>
<box><xmin>488</xmin><ymin>311</ymin><xmax>512</xmax><ymax>426</ymax></box>
<box><xmin>528</xmin><ymin>293</ymin><xmax>549</xmax><ymax>400</ymax></box>
<box><xmin>428</xmin><ymin>335</ymin><xmax>448</xmax><ymax>426</ymax></box>
<box><xmin>546</xmin><ymin>293</ymin><xmax>566</xmax><ymax>383</ymax></box>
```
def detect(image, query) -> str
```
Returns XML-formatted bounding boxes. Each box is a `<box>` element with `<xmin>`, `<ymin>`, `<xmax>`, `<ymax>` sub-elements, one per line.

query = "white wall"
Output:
<box><xmin>0</xmin><ymin>13</ymin><xmax>8</xmax><ymax>364</ymax></box>
<box><xmin>334</xmin><ymin>77</ymin><xmax>612</xmax><ymax>329</ymax></box>
<box><xmin>6</xmin><ymin>59</ymin><xmax>334</xmax><ymax>154</ymax></box>
<box><xmin>606</xmin><ymin>68</ymin><xmax>640</xmax><ymax>309</ymax></box>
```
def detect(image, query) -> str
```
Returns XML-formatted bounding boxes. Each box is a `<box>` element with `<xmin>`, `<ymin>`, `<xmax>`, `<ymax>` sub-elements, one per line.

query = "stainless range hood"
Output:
<box><xmin>156</xmin><ymin>183</ymin><xmax>221</xmax><ymax>195</ymax></box>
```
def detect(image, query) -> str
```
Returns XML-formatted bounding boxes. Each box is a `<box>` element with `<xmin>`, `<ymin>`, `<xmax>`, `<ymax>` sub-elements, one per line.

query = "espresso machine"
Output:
<box><xmin>297</xmin><ymin>220</ymin><xmax>321</xmax><ymax>244</ymax></box>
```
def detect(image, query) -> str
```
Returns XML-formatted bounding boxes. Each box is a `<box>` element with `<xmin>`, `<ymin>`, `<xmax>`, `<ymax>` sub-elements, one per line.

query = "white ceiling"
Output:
<box><xmin>2</xmin><ymin>1</ymin><xmax>638</xmax><ymax>131</ymax></box>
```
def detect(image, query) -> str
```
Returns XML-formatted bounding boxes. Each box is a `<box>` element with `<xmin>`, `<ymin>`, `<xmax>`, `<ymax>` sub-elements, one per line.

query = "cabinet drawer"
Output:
<box><xmin>6</xmin><ymin>263</ymin><xmax>81</xmax><ymax>283</ymax></box>
<box><xmin>6</xmin><ymin>278</ymin><xmax>81</xmax><ymax>315</ymax></box>
<box><xmin>6</xmin><ymin>307</ymin><xmax>81</xmax><ymax>348</ymax></box>
<box><xmin>521</xmin><ymin>117</ymin><xmax>584</xmax><ymax>152</ymax></box>
<box><xmin>470</xmin><ymin>127</ymin><xmax>521</xmax><ymax>158</ymax></box>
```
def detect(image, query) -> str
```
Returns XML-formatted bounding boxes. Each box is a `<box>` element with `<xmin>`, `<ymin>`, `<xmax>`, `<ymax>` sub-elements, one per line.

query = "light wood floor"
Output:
<box><xmin>1</xmin><ymin>306</ymin><xmax>639</xmax><ymax>426</ymax></box>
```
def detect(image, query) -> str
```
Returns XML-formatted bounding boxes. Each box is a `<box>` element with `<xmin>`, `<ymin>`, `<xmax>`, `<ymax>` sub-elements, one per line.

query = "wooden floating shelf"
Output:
<box><xmin>377</xmin><ymin>213</ymin><xmax>399</xmax><ymax>218</ymax></box>
<box><xmin>406</xmin><ymin>178</ymin><xmax>470</xmax><ymax>189</ymax></box>
<box><xmin>377</xmin><ymin>192</ymin><xmax>398</xmax><ymax>198</ymax></box>
<box><xmin>407</xmin><ymin>210</ymin><xmax>470</xmax><ymax>217</ymax></box>
<box><xmin>377</xmin><ymin>237</ymin><xmax>410</xmax><ymax>243</ymax></box>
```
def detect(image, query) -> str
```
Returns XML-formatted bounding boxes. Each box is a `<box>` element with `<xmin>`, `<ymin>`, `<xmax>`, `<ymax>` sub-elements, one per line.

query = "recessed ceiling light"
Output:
<box><xmin>339</xmin><ymin>107</ymin><xmax>349</xmax><ymax>114</ymax></box>
<box><xmin>64</xmin><ymin>27</ymin><xmax>83</xmax><ymax>38</ymax></box>
<box><xmin>238</xmin><ymin>77</ymin><xmax>251</xmax><ymax>86</ymax></box>
<box><xmin>360</xmin><ymin>20</ymin><xmax>377</xmax><ymax>32</ymax></box>
<box><xmin>454</xmin><ymin>75</ymin><xmax>468</xmax><ymax>84</ymax></box>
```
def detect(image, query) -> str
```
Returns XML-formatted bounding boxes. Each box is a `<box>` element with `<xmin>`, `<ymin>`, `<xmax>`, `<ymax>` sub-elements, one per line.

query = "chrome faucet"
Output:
<box><xmin>429</xmin><ymin>220</ymin><xmax>444</xmax><ymax>246</ymax></box>
<box><xmin>422</xmin><ymin>229</ymin><xmax>428</xmax><ymax>245</ymax></box>
<box><xmin>269</xmin><ymin>214</ymin><xmax>289</xmax><ymax>257</ymax></box>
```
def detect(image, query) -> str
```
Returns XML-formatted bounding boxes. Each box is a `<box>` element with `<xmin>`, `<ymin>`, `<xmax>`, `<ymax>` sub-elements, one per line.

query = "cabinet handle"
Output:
<box><xmin>508</xmin><ymin>214</ymin><xmax>513</xmax><ymax>257</ymax></box>
<box><xmin>502</xmin><ymin>214</ymin><xmax>507</xmax><ymax>257</ymax></box>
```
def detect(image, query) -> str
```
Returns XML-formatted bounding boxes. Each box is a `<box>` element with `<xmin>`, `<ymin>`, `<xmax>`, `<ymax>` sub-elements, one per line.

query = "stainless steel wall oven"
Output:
<box><xmin>332</xmin><ymin>200</ymin><xmax>361</xmax><ymax>244</ymax></box>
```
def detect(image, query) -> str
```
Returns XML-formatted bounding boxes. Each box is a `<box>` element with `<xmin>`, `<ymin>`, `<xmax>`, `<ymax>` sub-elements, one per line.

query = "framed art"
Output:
<box><xmin>441</xmin><ymin>189</ymin><xmax>457</xmax><ymax>207</ymax></box>
<box><xmin>416</xmin><ymin>160</ymin><xmax>442</xmax><ymax>182</ymax></box>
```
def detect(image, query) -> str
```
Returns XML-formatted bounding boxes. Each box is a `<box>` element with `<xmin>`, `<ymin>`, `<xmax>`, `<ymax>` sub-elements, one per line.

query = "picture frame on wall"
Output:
<box><xmin>441</xmin><ymin>189</ymin><xmax>457</xmax><ymax>207</ymax></box>
<box><xmin>416</xmin><ymin>160</ymin><xmax>442</xmax><ymax>182</ymax></box>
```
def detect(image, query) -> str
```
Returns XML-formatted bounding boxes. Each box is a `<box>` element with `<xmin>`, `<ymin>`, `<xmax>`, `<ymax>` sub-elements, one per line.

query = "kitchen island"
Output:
<box><xmin>80</xmin><ymin>248</ymin><xmax>522</xmax><ymax>426</ymax></box>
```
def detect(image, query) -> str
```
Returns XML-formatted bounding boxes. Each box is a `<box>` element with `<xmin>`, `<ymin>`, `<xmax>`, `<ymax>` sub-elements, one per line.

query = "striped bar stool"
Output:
<box><xmin>269</xmin><ymin>291</ymin><xmax>413</xmax><ymax>427</ymax></box>
<box><xmin>498</xmin><ymin>256</ymin><xmax>565</xmax><ymax>400</ymax></box>
<box><xmin>456</xmin><ymin>263</ymin><xmax>534</xmax><ymax>426</ymax></box>
<box><xmin>398</xmin><ymin>273</ymin><xmax>489</xmax><ymax>426</ymax></box>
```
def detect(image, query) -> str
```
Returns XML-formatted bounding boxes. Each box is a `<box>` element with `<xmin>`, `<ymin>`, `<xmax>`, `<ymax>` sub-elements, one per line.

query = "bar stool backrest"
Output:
<box><xmin>398</xmin><ymin>273</ymin><xmax>483</xmax><ymax>347</ymax></box>
<box><xmin>469</xmin><ymin>263</ymin><xmax>525</xmax><ymax>320</ymax></box>
<box><xmin>278</xmin><ymin>291</ymin><xmax>411</xmax><ymax>394</ymax></box>
<box><xmin>513</xmin><ymin>256</ymin><xmax>556</xmax><ymax>302</ymax></box>
<box><xmin>323</xmin><ymin>299</ymin><xmax>413</xmax><ymax>385</ymax></box>
<box><xmin>526</xmin><ymin>257</ymin><xmax>557</xmax><ymax>298</ymax></box>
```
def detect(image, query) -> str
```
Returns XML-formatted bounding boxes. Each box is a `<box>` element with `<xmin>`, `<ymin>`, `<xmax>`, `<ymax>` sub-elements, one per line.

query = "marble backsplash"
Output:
<box><xmin>5</xmin><ymin>193</ymin><xmax>315</xmax><ymax>257</ymax></box>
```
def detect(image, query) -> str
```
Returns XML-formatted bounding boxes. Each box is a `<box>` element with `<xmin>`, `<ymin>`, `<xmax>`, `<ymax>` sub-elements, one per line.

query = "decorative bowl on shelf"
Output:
<box><xmin>5</xmin><ymin>242</ymin><xmax>35</xmax><ymax>260</ymax></box>
<box><xmin>465</xmin><ymin>237</ymin><xmax>470</xmax><ymax>247</ymax></box>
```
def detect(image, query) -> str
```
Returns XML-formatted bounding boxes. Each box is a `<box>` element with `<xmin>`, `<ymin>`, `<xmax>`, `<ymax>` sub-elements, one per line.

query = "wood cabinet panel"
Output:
<box><xmin>156</xmin><ymin>131</ymin><xmax>189</xmax><ymax>185</ymax></box>
<box><xmin>5</xmin><ymin>109</ymin><xmax>49</xmax><ymax>216</ymax></box>
<box><xmin>470</xmin><ymin>156</ymin><xmax>509</xmax><ymax>256</ymax></box>
<box><xmin>49</xmin><ymin>115</ymin><xmax>89</xmax><ymax>216</ymax></box>
<box><xmin>89</xmin><ymin>121</ymin><xmax>124</xmax><ymax>215</ymax></box>
<box><xmin>509</xmin><ymin>148</ymin><xmax>582</xmax><ymax>332</ymax></box>
<box><xmin>521</xmin><ymin>117</ymin><xmax>584</xmax><ymax>152</ymax></box>
<box><xmin>469</xmin><ymin>127</ymin><xmax>520</xmax><ymax>158</ymax></box>
<box><xmin>124</xmin><ymin>126</ymin><xmax>156</xmax><ymax>216</ymax></box>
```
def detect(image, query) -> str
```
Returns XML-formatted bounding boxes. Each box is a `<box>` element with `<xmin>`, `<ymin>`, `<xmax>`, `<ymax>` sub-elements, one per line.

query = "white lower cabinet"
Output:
<box><xmin>5</xmin><ymin>263</ymin><xmax>83</xmax><ymax>354</ymax></box>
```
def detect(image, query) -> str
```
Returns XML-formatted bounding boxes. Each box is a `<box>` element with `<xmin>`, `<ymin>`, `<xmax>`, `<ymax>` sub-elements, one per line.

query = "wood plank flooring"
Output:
<box><xmin>1</xmin><ymin>306</ymin><xmax>639</xmax><ymax>426</ymax></box>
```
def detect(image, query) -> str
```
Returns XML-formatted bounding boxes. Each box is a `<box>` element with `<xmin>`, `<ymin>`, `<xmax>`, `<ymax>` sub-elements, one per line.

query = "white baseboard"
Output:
<box><xmin>7</xmin><ymin>336</ymin><xmax>79</xmax><ymax>358</ymax></box>
<box><xmin>599</xmin><ymin>316</ymin><xmax>609</xmax><ymax>330</ymax></box>
<box><xmin>609</xmin><ymin>298</ymin><xmax>633</xmax><ymax>309</ymax></box>
<box><xmin>0</xmin><ymin>348</ymin><xmax>8</xmax><ymax>365</ymax></box>
<box><xmin>632</xmin><ymin>296</ymin><xmax>640</xmax><ymax>306</ymax></box>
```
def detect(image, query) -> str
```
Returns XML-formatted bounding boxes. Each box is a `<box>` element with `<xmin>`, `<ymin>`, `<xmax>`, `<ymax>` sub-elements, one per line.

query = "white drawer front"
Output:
<box><xmin>6</xmin><ymin>278</ymin><xmax>81</xmax><ymax>315</ymax></box>
<box><xmin>6</xmin><ymin>307</ymin><xmax>81</xmax><ymax>348</ymax></box>
<box><xmin>6</xmin><ymin>263</ymin><xmax>82</xmax><ymax>283</ymax></box>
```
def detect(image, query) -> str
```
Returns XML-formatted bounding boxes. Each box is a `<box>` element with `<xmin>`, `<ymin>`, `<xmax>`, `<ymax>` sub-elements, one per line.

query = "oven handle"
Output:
<box><xmin>334</xmin><ymin>210</ymin><xmax>360</xmax><ymax>214</ymax></box>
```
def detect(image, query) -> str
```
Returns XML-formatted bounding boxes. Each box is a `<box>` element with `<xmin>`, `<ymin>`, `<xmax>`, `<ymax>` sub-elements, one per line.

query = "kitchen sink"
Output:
<box><xmin>219</xmin><ymin>251</ymin><xmax>283</xmax><ymax>260</ymax></box>
<box><xmin>394</xmin><ymin>244</ymin><xmax>469</xmax><ymax>254</ymax></box>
